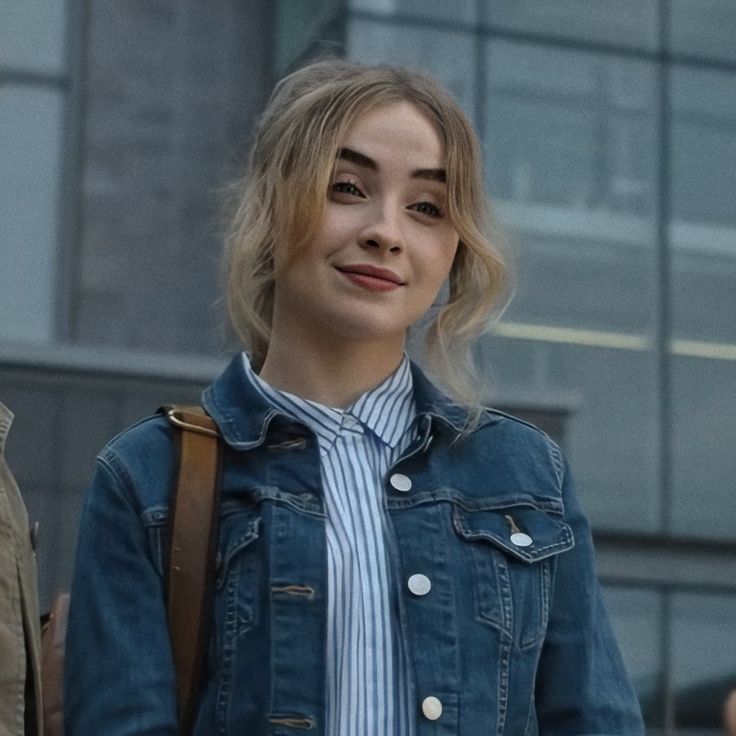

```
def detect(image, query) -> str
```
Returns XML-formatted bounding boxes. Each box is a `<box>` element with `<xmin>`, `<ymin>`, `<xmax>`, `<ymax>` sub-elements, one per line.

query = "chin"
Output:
<box><xmin>330</xmin><ymin>317</ymin><xmax>409</xmax><ymax>345</ymax></box>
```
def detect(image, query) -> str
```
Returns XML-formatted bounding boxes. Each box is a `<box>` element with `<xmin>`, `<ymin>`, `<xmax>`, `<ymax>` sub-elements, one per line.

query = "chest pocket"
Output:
<box><xmin>453</xmin><ymin>504</ymin><xmax>573</xmax><ymax>650</ymax></box>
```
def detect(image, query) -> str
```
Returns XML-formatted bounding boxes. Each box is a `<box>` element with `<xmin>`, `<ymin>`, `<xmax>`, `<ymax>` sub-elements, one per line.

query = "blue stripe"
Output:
<box><xmin>242</xmin><ymin>354</ymin><xmax>415</xmax><ymax>736</ymax></box>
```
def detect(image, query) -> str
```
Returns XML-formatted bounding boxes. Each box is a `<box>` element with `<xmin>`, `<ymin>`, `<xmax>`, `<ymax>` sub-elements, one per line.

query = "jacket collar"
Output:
<box><xmin>408</xmin><ymin>362</ymin><xmax>498</xmax><ymax>435</ymax></box>
<box><xmin>203</xmin><ymin>354</ymin><xmax>496</xmax><ymax>450</ymax></box>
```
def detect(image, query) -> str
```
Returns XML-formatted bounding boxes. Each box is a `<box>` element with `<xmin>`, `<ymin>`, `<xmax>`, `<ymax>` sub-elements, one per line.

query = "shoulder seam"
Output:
<box><xmin>482</xmin><ymin>408</ymin><xmax>565</xmax><ymax>488</ymax></box>
<box><xmin>104</xmin><ymin>413</ymin><xmax>165</xmax><ymax>451</ymax></box>
<box><xmin>96</xmin><ymin>451</ymin><xmax>139</xmax><ymax>509</ymax></box>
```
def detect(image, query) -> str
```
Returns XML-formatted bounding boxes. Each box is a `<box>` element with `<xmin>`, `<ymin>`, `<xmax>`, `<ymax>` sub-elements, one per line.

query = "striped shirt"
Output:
<box><xmin>242</xmin><ymin>354</ymin><xmax>416</xmax><ymax>736</ymax></box>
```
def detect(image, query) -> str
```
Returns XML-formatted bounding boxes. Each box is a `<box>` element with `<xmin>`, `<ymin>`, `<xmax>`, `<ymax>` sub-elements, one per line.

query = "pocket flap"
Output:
<box><xmin>453</xmin><ymin>506</ymin><xmax>574</xmax><ymax>563</ymax></box>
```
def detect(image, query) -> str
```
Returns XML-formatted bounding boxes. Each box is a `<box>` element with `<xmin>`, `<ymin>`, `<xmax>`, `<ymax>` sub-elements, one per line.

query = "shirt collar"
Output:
<box><xmin>241</xmin><ymin>353</ymin><xmax>415</xmax><ymax>451</ymax></box>
<box><xmin>348</xmin><ymin>356</ymin><xmax>415</xmax><ymax>448</ymax></box>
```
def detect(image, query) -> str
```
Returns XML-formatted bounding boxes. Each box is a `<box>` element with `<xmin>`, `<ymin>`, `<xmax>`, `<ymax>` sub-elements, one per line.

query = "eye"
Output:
<box><xmin>410</xmin><ymin>201</ymin><xmax>443</xmax><ymax>218</ymax></box>
<box><xmin>331</xmin><ymin>180</ymin><xmax>365</xmax><ymax>198</ymax></box>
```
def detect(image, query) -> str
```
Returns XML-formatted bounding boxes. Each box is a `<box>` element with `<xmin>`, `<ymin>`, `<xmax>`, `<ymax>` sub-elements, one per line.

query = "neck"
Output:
<box><xmin>258</xmin><ymin>333</ymin><xmax>406</xmax><ymax>408</ymax></box>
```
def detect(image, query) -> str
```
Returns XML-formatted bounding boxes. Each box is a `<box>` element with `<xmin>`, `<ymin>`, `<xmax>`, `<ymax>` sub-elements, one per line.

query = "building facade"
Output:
<box><xmin>1</xmin><ymin>1</ymin><xmax>735</xmax><ymax>732</ymax></box>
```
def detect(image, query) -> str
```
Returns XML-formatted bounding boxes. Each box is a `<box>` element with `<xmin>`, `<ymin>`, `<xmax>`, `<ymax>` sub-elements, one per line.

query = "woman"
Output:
<box><xmin>65</xmin><ymin>60</ymin><xmax>644</xmax><ymax>734</ymax></box>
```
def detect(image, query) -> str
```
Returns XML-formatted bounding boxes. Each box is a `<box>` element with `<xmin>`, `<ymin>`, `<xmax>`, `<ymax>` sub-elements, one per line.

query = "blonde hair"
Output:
<box><xmin>225</xmin><ymin>59</ymin><xmax>510</xmax><ymax>410</ymax></box>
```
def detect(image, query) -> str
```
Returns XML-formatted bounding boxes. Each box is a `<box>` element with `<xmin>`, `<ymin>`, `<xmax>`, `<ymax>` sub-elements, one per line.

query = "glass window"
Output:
<box><xmin>349</xmin><ymin>0</ymin><xmax>477</xmax><ymax>24</ymax></box>
<box><xmin>480</xmin><ymin>337</ymin><xmax>661</xmax><ymax>532</ymax></box>
<box><xmin>671</xmin><ymin>357</ymin><xmax>736</xmax><ymax>541</ymax></box>
<box><xmin>671</xmin><ymin>593</ymin><xmax>736</xmax><ymax>732</ymax></box>
<box><xmin>0</xmin><ymin>86</ymin><xmax>64</xmax><ymax>344</ymax></box>
<box><xmin>602</xmin><ymin>587</ymin><xmax>662</xmax><ymax>726</ymax></box>
<box><xmin>485</xmin><ymin>41</ymin><xmax>657</xmax><ymax>221</ymax></box>
<box><xmin>672</xmin><ymin>67</ymin><xmax>736</xmax><ymax>230</ymax></box>
<box><xmin>274</xmin><ymin>0</ymin><xmax>343</xmax><ymax>76</ymax></box>
<box><xmin>346</xmin><ymin>18</ymin><xmax>477</xmax><ymax>119</ymax></box>
<box><xmin>0</xmin><ymin>2</ymin><xmax>66</xmax><ymax>74</ymax></box>
<box><xmin>670</xmin><ymin>0</ymin><xmax>736</xmax><ymax>64</ymax></box>
<box><xmin>479</xmin><ymin>42</ymin><xmax>660</xmax><ymax>531</ymax></box>
<box><xmin>670</xmin><ymin>66</ymin><xmax>736</xmax><ymax>541</ymax></box>
<box><xmin>483</xmin><ymin>0</ymin><xmax>659</xmax><ymax>51</ymax></box>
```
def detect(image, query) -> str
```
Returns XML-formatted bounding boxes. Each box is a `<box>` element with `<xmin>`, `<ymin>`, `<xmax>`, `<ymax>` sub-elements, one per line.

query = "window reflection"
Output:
<box><xmin>672</xmin><ymin>593</ymin><xmax>736</xmax><ymax>733</ymax></box>
<box><xmin>0</xmin><ymin>87</ymin><xmax>63</xmax><ymax>343</ymax></box>
<box><xmin>274</xmin><ymin>0</ymin><xmax>343</xmax><ymax>75</ymax></box>
<box><xmin>670</xmin><ymin>0</ymin><xmax>736</xmax><ymax>63</ymax></box>
<box><xmin>671</xmin><ymin>357</ymin><xmax>736</xmax><ymax>541</ymax></box>
<box><xmin>346</xmin><ymin>18</ymin><xmax>476</xmax><ymax>117</ymax></box>
<box><xmin>484</xmin><ymin>42</ymin><xmax>658</xmax><ymax>332</ymax></box>
<box><xmin>480</xmin><ymin>337</ymin><xmax>660</xmax><ymax>532</ymax></box>
<box><xmin>672</xmin><ymin>67</ymin><xmax>736</xmax><ymax>229</ymax></box>
<box><xmin>671</xmin><ymin>65</ymin><xmax>736</xmax><ymax>542</ymax></box>
<box><xmin>476</xmin><ymin>41</ymin><xmax>661</xmax><ymax>532</ymax></box>
<box><xmin>349</xmin><ymin>0</ymin><xmax>476</xmax><ymax>24</ymax></box>
<box><xmin>485</xmin><ymin>41</ymin><xmax>656</xmax><ymax>215</ymax></box>
<box><xmin>0</xmin><ymin>2</ymin><xmax>66</xmax><ymax>74</ymax></box>
<box><xmin>483</xmin><ymin>0</ymin><xmax>658</xmax><ymax>50</ymax></box>
<box><xmin>602</xmin><ymin>587</ymin><xmax>662</xmax><ymax>727</ymax></box>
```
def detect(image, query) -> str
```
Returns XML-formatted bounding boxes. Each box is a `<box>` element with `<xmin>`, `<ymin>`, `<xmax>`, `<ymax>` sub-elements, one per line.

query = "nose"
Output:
<box><xmin>358</xmin><ymin>204</ymin><xmax>403</xmax><ymax>254</ymax></box>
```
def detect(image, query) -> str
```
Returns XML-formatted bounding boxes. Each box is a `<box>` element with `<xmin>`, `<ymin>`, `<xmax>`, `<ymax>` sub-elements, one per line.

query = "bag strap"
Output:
<box><xmin>163</xmin><ymin>404</ymin><xmax>222</xmax><ymax>736</ymax></box>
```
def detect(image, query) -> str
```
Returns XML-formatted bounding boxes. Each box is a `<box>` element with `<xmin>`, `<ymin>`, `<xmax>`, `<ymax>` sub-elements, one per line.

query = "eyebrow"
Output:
<box><xmin>337</xmin><ymin>147</ymin><xmax>446</xmax><ymax>183</ymax></box>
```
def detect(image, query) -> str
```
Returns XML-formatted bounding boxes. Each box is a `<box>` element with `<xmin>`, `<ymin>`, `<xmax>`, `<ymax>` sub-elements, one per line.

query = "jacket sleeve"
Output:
<box><xmin>64</xmin><ymin>453</ymin><xmax>179</xmax><ymax>736</ymax></box>
<box><xmin>534</xmin><ymin>459</ymin><xmax>645</xmax><ymax>735</ymax></box>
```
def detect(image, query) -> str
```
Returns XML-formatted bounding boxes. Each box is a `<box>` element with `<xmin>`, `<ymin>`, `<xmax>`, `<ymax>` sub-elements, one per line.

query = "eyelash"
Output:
<box><xmin>331</xmin><ymin>180</ymin><xmax>364</xmax><ymax>197</ymax></box>
<box><xmin>411</xmin><ymin>201</ymin><xmax>442</xmax><ymax>218</ymax></box>
<box><xmin>330</xmin><ymin>180</ymin><xmax>444</xmax><ymax>219</ymax></box>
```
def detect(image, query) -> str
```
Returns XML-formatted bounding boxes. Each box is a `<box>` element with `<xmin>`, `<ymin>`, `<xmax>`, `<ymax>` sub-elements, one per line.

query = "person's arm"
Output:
<box><xmin>534</xmin><ymin>460</ymin><xmax>645</xmax><ymax>735</ymax></box>
<box><xmin>64</xmin><ymin>453</ymin><xmax>178</xmax><ymax>736</ymax></box>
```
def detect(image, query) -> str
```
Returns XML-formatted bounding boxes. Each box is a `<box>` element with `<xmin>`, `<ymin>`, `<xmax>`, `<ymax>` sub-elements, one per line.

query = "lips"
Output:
<box><xmin>336</xmin><ymin>264</ymin><xmax>405</xmax><ymax>286</ymax></box>
<box><xmin>335</xmin><ymin>263</ymin><xmax>406</xmax><ymax>293</ymax></box>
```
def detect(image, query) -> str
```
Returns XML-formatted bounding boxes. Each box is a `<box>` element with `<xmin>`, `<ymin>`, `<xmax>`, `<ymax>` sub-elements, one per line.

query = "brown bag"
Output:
<box><xmin>40</xmin><ymin>405</ymin><xmax>221</xmax><ymax>736</ymax></box>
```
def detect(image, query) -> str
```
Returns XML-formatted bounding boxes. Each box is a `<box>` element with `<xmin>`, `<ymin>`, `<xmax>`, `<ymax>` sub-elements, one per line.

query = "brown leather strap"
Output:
<box><xmin>163</xmin><ymin>405</ymin><xmax>221</xmax><ymax>736</ymax></box>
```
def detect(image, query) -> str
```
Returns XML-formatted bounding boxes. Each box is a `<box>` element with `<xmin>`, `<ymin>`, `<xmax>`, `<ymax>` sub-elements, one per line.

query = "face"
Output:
<box><xmin>270</xmin><ymin>101</ymin><xmax>460</xmax><ymax>356</ymax></box>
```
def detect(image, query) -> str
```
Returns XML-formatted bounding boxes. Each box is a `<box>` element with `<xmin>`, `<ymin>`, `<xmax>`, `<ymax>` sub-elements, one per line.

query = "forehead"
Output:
<box><xmin>339</xmin><ymin>101</ymin><xmax>445</xmax><ymax>167</ymax></box>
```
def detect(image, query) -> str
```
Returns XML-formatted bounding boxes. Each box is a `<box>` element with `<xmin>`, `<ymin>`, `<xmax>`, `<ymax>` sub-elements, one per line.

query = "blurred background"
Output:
<box><xmin>1</xmin><ymin>1</ymin><xmax>735</xmax><ymax>733</ymax></box>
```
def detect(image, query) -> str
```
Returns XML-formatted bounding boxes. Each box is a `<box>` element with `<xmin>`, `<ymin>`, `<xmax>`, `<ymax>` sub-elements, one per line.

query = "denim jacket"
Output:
<box><xmin>65</xmin><ymin>355</ymin><xmax>644</xmax><ymax>735</ymax></box>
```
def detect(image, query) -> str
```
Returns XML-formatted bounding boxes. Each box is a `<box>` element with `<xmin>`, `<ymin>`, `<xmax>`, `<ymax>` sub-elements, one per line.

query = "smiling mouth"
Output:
<box><xmin>336</xmin><ymin>264</ymin><xmax>405</xmax><ymax>292</ymax></box>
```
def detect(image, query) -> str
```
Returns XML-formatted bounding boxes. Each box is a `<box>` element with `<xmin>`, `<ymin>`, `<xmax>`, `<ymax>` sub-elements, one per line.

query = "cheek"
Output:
<box><xmin>430</xmin><ymin>238</ymin><xmax>459</xmax><ymax>284</ymax></box>
<box><xmin>417</xmin><ymin>248</ymin><xmax>457</xmax><ymax>312</ymax></box>
<box><xmin>318</xmin><ymin>205</ymin><xmax>353</xmax><ymax>248</ymax></box>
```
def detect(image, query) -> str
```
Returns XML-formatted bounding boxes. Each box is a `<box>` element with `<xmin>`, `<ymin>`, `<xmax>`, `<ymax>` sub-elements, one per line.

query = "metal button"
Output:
<box><xmin>421</xmin><ymin>696</ymin><xmax>443</xmax><ymax>721</ymax></box>
<box><xmin>407</xmin><ymin>573</ymin><xmax>431</xmax><ymax>596</ymax></box>
<box><xmin>389</xmin><ymin>473</ymin><xmax>412</xmax><ymax>492</ymax></box>
<box><xmin>505</xmin><ymin>514</ymin><xmax>533</xmax><ymax>547</ymax></box>
<box><xmin>510</xmin><ymin>532</ymin><xmax>533</xmax><ymax>547</ymax></box>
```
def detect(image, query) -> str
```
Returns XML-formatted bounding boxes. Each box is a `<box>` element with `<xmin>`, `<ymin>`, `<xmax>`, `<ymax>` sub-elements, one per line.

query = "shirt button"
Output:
<box><xmin>389</xmin><ymin>473</ymin><xmax>412</xmax><ymax>492</ymax></box>
<box><xmin>422</xmin><ymin>696</ymin><xmax>443</xmax><ymax>721</ymax></box>
<box><xmin>510</xmin><ymin>532</ymin><xmax>533</xmax><ymax>547</ymax></box>
<box><xmin>407</xmin><ymin>573</ymin><xmax>431</xmax><ymax>596</ymax></box>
